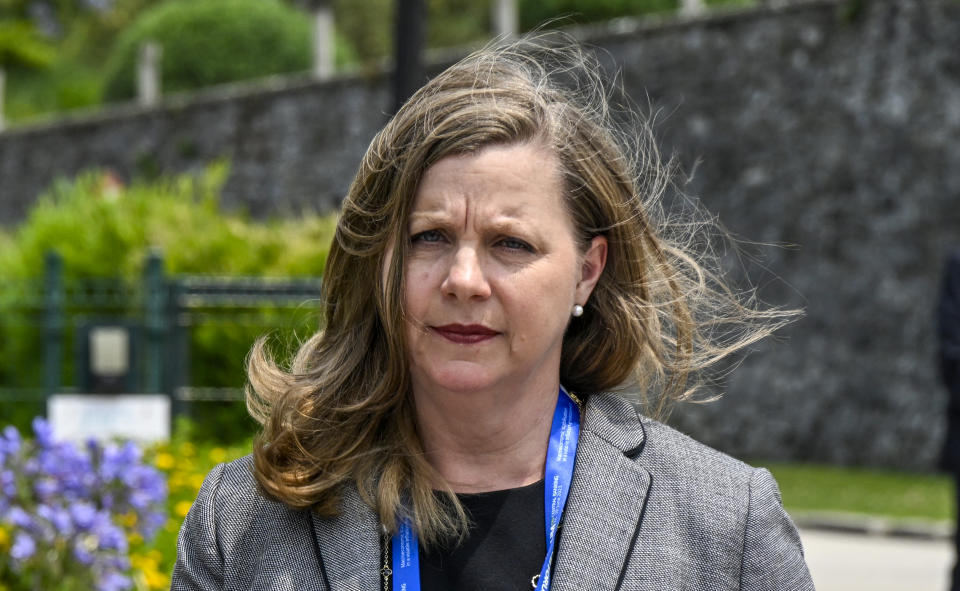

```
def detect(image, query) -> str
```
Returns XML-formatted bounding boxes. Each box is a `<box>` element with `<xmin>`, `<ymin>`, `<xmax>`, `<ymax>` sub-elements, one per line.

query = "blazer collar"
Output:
<box><xmin>552</xmin><ymin>392</ymin><xmax>651</xmax><ymax>591</ymax></box>
<box><xmin>310</xmin><ymin>486</ymin><xmax>381</xmax><ymax>591</ymax></box>
<box><xmin>310</xmin><ymin>393</ymin><xmax>650</xmax><ymax>591</ymax></box>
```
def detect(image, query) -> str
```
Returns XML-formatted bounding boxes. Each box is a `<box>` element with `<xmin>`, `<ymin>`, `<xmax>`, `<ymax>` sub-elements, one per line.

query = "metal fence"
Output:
<box><xmin>0</xmin><ymin>251</ymin><xmax>323</xmax><ymax>419</ymax></box>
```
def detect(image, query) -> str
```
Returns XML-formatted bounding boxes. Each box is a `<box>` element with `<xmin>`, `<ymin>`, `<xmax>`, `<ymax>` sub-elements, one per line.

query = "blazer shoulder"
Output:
<box><xmin>584</xmin><ymin>392</ymin><xmax>754</xmax><ymax>484</ymax></box>
<box><xmin>636</xmin><ymin>416</ymin><xmax>812</xmax><ymax>589</ymax></box>
<box><xmin>639</xmin><ymin>416</ymin><xmax>754</xmax><ymax>482</ymax></box>
<box><xmin>204</xmin><ymin>454</ymin><xmax>307</xmax><ymax>532</ymax></box>
<box><xmin>210</xmin><ymin>454</ymin><xmax>259</xmax><ymax>503</ymax></box>
<box><xmin>585</xmin><ymin>393</ymin><xmax>758</xmax><ymax>503</ymax></box>
<box><xmin>173</xmin><ymin>454</ymin><xmax>323</xmax><ymax>590</ymax></box>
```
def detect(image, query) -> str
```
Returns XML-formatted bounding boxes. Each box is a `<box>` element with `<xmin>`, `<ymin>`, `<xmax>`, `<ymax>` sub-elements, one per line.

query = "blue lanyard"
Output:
<box><xmin>392</xmin><ymin>387</ymin><xmax>581</xmax><ymax>591</ymax></box>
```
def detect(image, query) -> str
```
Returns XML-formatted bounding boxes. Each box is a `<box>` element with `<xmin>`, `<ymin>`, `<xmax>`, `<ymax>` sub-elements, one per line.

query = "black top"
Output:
<box><xmin>420</xmin><ymin>479</ymin><xmax>547</xmax><ymax>591</ymax></box>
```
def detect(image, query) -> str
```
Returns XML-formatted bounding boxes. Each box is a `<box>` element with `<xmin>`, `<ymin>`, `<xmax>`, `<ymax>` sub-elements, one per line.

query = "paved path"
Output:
<box><xmin>801</xmin><ymin>528</ymin><xmax>953</xmax><ymax>590</ymax></box>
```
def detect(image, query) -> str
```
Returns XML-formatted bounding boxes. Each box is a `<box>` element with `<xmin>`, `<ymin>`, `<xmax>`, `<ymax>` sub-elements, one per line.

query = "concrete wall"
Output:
<box><xmin>2</xmin><ymin>0</ymin><xmax>959</xmax><ymax>468</ymax></box>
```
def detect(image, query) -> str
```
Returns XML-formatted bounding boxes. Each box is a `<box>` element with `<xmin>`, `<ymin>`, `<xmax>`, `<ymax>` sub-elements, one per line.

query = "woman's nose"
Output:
<box><xmin>441</xmin><ymin>247</ymin><xmax>491</xmax><ymax>300</ymax></box>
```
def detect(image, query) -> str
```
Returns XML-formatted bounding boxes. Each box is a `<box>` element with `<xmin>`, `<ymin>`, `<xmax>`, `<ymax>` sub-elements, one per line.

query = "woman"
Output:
<box><xmin>172</xmin><ymin>38</ymin><xmax>813</xmax><ymax>590</ymax></box>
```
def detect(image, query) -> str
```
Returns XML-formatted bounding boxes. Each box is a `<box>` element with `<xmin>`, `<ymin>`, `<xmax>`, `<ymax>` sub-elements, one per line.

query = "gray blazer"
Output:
<box><xmin>171</xmin><ymin>393</ymin><xmax>814</xmax><ymax>590</ymax></box>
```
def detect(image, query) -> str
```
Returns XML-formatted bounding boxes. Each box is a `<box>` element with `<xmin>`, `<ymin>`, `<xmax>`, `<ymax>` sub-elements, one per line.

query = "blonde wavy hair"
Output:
<box><xmin>246</xmin><ymin>36</ymin><xmax>794</xmax><ymax>545</ymax></box>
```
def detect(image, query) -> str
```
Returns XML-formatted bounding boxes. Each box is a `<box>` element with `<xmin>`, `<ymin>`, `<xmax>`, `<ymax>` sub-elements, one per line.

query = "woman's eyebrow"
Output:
<box><xmin>407</xmin><ymin>211</ymin><xmax>451</xmax><ymax>227</ymax></box>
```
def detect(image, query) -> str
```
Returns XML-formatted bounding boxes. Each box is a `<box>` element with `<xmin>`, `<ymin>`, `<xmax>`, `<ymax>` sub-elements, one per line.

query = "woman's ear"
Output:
<box><xmin>575</xmin><ymin>235</ymin><xmax>607</xmax><ymax>304</ymax></box>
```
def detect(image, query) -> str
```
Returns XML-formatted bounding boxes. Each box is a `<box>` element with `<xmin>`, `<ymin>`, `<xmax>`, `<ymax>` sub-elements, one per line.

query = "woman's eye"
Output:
<box><xmin>411</xmin><ymin>230</ymin><xmax>445</xmax><ymax>244</ymax></box>
<box><xmin>498</xmin><ymin>237</ymin><xmax>534</xmax><ymax>252</ymax></box>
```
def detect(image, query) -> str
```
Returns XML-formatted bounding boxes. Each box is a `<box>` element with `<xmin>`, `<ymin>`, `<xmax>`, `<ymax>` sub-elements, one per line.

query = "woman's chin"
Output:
<box><xmin>417</xmin><ymin>362</ymin><xmax>502</xmax><ymax>394</ymax></box>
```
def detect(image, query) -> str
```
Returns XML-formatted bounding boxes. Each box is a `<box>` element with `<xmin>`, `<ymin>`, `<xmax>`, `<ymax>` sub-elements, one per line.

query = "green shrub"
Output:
<box><xmin>3</xmin><ymin>58</ymin><xmax>103</xmax><ymax>121</ymax></box>
<box><xmin>101</xmin><ymin>0</ymin><xmax>354</xmax><ymax>101</ymax></box>
<box><xmin>0</xmin><ymin>164</ymin><xmax>337</xmax><ymax>442</ymax></box>
<box><xmin>518</xmin><ymin>0</ymin><xmax>678</xmax><ymax>30</ymax></box>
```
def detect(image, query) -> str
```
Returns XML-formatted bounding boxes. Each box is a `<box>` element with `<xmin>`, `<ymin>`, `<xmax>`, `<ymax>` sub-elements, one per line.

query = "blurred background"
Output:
<box><xmin>0</xmin><ymin>0</ymin><xmax>959</xmax><ymax>589</ymax></box>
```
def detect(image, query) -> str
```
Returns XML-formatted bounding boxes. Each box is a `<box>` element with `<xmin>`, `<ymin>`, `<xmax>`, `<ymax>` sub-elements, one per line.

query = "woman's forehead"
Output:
<box><xmin>407</xmin><ymin>143</ymin><xmax>568</xmax><ymax>227</ymax></box>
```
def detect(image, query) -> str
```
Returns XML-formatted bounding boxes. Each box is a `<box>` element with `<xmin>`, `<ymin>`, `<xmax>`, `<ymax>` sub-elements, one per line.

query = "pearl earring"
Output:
<box><xmin>572</xmin><ymin>304</ymin><xmax>584</xmax><ymax>317</ymax></box>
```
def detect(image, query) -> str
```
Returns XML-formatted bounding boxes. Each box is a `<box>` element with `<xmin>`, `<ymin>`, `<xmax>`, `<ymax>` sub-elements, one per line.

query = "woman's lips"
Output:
<box><xmin>432</xmin><ymin>324</ymin><xmax>499</xmax><ymax>344</ymax></box>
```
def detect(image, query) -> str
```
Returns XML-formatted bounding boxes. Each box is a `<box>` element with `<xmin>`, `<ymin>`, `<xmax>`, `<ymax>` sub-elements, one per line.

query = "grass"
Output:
<box><xmin>761</xmin><ymin>462</ymin><xmax>954</xmax><ymax>523</ymax></box>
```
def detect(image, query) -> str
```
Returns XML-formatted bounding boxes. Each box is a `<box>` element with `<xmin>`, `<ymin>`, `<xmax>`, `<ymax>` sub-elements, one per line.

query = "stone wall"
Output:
<box><xmin>614</xmin><ymin>0</ymin><xmax>960</xmax><ymax>469</ymax></box>
<box><xmin>0</xmin><ymin>72</ymin><xmax>392</xmax><ymax>221</ymax></box>
<box><xmin>2</xmin><ymin>0</ymin><xmax>959</xmax><ymax>468</ymax></box>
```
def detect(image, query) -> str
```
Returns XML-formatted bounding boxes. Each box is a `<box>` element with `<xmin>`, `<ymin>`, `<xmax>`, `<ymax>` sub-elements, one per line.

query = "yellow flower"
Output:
<box><xmin>154</xmin><ymin>452</ymin><xmax>176</xmax><ymax>470</ymax></box>
<box><xmin>179</xmin><ymin>442</ymin><xmax>196</xmax><ymax>457</ymax></box>
<box><xmin>175</xmin><ymin>500</ymin><xmax>193</xmax><ymax>518</ymax></box>
<box><xmin>189</xmin><ymin>473</ymin><xmax>206</xmax><ymax>490</ymax></box>
<box><xmin>120</xmin><ymin>511</ymin><xmax>138</xmax><ymax>528</ymax></box>
<box><xmin>0</xmin><ymin>526</ymin><xmax>9</xmax><ymax>552</ymax></box>
<box><xmin>131</xmin><ymin>552</ymin><xmax>170</xmax><ymax>590</ymax></box>
<box><xmin>208</xmin><ymin>447</ymin><xmax>228</xmax><ymax>464</ymax></box>
<box><xmin>128</xmin><ymin>532</ymin><xmax>144</xmax><ymax>546</ymax></box>
<box><xmin>145</xmin><ymin>568</ymin><xmax>170</xmax><ymax>590</ymax></box>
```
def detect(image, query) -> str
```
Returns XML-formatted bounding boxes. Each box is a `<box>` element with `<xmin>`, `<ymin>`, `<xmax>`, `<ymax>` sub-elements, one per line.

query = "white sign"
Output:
<box><xmin>89</xmin><ymin>326</ymin><xmax>130</xmax><ymax>376</ymax></box>
<box><xmin>48</xmin><ymin>394</ymin><xmax>171</xmax><ymax>443</ymax></box>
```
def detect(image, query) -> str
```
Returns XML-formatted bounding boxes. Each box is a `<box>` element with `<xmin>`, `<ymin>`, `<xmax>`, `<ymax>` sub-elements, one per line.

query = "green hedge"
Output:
<box><xmin>102</xmin><ymin>0</ymin><xmax>354</xmax><ymax>101</ymax></box>
<box><xmin>0</xmin><ymin>164</ymin><xmax>337</xmax><ymax>442</ymax></box>
<box><xmin>519</xmin><ymin>0</ymin><xmax>678</xmax><ymax>29</ymax></box>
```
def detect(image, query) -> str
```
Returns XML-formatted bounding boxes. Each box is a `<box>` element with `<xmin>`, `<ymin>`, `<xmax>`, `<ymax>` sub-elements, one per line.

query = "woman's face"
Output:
<box><xmin>403</xmin><ymin>142</ymin><xmax>606</xmax><ymax>397</ymax></box>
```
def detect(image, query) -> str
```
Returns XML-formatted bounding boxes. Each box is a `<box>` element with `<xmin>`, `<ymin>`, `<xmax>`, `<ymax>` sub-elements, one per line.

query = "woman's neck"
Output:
<box><xmin>413</xmin><ymin>380</ymin><xmax>559</xmax><ymax>494</ymax></box>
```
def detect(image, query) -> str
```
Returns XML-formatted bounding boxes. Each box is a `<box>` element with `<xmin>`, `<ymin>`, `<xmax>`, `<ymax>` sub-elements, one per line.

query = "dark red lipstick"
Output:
<box><xmin>433</xmin><ymin>324</ymin><xmax>499</xmax><ymax>344</ymax></box>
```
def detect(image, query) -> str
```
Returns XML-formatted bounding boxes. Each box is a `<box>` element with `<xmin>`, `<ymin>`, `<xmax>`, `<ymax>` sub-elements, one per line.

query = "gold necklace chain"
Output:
<box><xmin>380</xmin><ymin>530</ymin><xmax>392</xmax><ymax>591</ymax></box>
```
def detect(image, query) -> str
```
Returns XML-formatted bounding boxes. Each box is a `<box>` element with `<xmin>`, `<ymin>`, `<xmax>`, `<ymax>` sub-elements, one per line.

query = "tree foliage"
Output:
<box><xmin>0</xmin><ymin>20</ymin><xmax>54</xmax><ymax>68</ymax></box>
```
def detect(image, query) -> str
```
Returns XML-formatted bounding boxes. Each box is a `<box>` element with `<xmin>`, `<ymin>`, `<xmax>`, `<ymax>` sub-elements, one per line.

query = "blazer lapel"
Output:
<box><xmin>310</xmin><ymin>485</ymin><xmax>382</xmax><ymax>591</ymax></box>
<box><xmin>552</xmin><ymin>394</ymin><xmax>651</xmax><ymax>591</ymax></box>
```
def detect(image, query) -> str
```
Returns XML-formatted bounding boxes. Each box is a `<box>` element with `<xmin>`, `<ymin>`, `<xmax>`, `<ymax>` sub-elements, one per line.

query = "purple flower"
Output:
<box><xmin>31</xmin><ymin>417</ymin><xmax>54</xmax><ymax>448</ymax></box>
<box><xmin>105</xmin><ymin>553</ymin><xmax>130</xmax><ymax>571</ymax></box>
<box><xmin>96</xmin><ymin>571</ymin><xmax>131</xmax><ymax>591</ymax></box>
<box><xmin>37</xmin><ymin>503</ymin><xmax>73</xmax><ymax>534</ymax></box>
<box><xmin>72</xmin><ymin>539</ymin><xmax>95</xmax><ymax>565</ymax></box>
<box><xmin>141</xmin><ymin>509</ymin><xmax>166</xmax><ymax>538</ymax></box>
<box><xmin>1</xmin><ymin>415</ymin><xmax>169</xmax><ymax>589</ymax></box>
<box><xmin>22</xmin><ymin>456</ymin><xmax>39</xmax><ymax>476</ymax></box>
<box><xmin>34</xmin><ymin>477</ymin><xmax>58</xmax><ymax>499</ymax></box>
<box><xmin>70</xmin><ymin>502</ymin><xmax>97</xmax><ymax>531</ymax></box>
<box><xmin>6</xmin><ymin>505</ymin><xmax>34</xmax><ymax>529</ymax></box>
<box><xmin>1</xmin><ymin>425</ymin><xmax>21</xmax><ymax>454</ymax></box>
<box><xmin>100</xmin><ymin>441</ymin><xmax>141</xmax><ymax>483</ymax></box>
<box><xmin>97</xmin><ymin>521</ymin><xmax>127</xmax><ymax>552</ymax></box>
<box><xmin>1</xmin><ymin>469</ymin><xmax>16</xmax><ymax>496</ymax></box>
<box><xmin>10</xmin><ymin>531</ymin><xmax>36</xmax><ymax>561</ymax></box>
